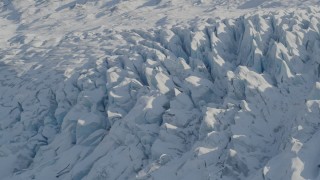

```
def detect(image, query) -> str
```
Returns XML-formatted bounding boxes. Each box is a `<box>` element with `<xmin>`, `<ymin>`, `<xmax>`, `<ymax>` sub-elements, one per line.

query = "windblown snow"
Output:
<box><xmin>1</xmin><ymin>0</ymin><xmax>320</xmax><ymax>180</ymax></box>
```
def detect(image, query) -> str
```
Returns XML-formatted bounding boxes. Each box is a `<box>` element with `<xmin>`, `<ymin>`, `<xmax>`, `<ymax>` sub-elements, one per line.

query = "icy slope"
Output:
<box><xmin>1</xmin><ymin>1</ymin><xmax>320</xmax><ymax>180</ymax></box>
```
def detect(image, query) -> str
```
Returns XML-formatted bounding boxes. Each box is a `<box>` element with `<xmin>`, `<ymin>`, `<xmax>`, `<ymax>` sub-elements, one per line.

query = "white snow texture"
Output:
<box><xmin>1</xmin><ymin>0</ymin><xmax>320</xmax><ymax>180</ymax></box>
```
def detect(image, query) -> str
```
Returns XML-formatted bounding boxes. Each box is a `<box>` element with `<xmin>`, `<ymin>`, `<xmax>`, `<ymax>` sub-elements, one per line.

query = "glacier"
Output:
<box><xmin>1</xmin><ymin>0</ymin><xmax>320</xmax><ymax>180</ymax></box>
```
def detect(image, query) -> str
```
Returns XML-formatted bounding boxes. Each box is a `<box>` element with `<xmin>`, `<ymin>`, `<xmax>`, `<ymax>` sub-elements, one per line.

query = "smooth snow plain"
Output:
<box><xmin>1</xmin><ymin>0</ymin><xmax>320</xmax><ymax>180</ymax></box>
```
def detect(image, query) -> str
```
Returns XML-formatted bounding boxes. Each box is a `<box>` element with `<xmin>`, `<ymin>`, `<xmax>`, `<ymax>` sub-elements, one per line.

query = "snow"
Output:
<box><xmin>1</xmin><ymin>0</ymin><xmax>320</xmax><ymax>180</ymax></box>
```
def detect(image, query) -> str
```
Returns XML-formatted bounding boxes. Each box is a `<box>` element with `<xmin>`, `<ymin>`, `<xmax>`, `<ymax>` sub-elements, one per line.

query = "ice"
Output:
<box><xmin>1</xmin><ymin>1</ymin><xmax>320</xmax><ymax>180</ymax></box>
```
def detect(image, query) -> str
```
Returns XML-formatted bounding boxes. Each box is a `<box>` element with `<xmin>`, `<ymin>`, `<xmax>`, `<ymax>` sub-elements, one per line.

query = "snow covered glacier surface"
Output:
<box><xmin>1</xmin><ymin>1</ymin><xmax>320</xmax><ymax>180</ymax></box>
